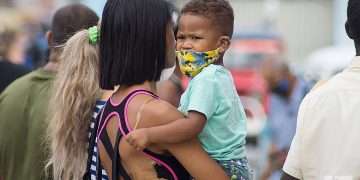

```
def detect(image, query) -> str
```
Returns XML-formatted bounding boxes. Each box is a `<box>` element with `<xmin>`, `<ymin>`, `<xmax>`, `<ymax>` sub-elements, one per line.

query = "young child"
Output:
<box><xmin>127</xmin><ymin>0</ymin><xmax>250</xmax><ymax>179</ymax></box>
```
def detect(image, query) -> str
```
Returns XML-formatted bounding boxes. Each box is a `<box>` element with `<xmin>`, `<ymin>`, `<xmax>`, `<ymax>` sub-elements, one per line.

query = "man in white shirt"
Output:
<box><xmin>281</xmin><ymin>1</ymin><xmax>360</xmax><ymax>179</ymax></box>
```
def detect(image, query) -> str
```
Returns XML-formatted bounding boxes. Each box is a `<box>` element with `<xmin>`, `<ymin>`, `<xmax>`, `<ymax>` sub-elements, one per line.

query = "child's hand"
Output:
<box><xmin>126</xmin><ymin>128</ymin><xmax>151</xmax><ymax>151</ymax></box>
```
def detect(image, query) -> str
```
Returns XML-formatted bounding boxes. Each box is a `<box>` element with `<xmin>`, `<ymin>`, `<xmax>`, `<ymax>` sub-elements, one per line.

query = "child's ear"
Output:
<box><xmin>218</xmin><ymin>36</ymin><xmax>231</xmax><ymax>54</ymax></box>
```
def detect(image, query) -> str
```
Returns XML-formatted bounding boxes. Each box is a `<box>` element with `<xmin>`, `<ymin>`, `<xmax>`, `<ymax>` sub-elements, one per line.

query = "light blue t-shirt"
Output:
<box><xmin>179</xmin><ymin>64</ymin><xmax>247</xmax><ymax>160</ymax></box>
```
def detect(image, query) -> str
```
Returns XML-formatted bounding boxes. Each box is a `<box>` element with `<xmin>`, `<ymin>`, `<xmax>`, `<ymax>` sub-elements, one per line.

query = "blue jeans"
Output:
<box><xmin>217</xmin><ymin>158</ymin><xmax>251</xmax><ymax>180</ymax></box>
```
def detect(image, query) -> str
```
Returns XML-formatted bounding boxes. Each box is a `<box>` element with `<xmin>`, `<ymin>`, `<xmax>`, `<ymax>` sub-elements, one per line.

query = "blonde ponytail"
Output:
<box><xmin>47</xmin><ymin>29</ymin><xmax>101</xmax><ymax>180</ymax></box>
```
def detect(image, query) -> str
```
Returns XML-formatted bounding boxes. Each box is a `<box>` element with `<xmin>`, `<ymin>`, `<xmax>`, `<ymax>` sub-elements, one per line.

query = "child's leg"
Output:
<box><xmin>217</xmin><ymin>158</ymin><xmax>252</xmax><ymax>180</ymax></box>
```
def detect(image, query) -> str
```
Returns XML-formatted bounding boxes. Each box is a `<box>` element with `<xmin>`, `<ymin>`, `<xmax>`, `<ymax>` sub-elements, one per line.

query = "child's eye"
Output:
<box><xmin>191</xmin><ymin>36</ymin><xmax>202</xmax><ymax>40</ymax></box>
<box><xmin>177</xmin><ymin>35</ymin><xmax>185</xmax><ymax>40</ymax></box>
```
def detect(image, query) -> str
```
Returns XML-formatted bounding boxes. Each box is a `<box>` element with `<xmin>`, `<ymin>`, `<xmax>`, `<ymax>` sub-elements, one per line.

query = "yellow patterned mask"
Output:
<box><xmin>176</xmin><ymin>48</ymin><xmax>220</xmax><ymax>78</ymax></box>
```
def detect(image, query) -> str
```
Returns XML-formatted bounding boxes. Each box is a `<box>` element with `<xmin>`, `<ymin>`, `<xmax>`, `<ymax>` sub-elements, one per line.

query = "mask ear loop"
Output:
<box><xmin>134</xmin><ymin>97</ymin><xmax>156</xmax><ymax>130</ymax></box>
<box><xmin>205</xmin><ymin>48</ymin><xmax>221</xmax><ymax>65</ymax></box>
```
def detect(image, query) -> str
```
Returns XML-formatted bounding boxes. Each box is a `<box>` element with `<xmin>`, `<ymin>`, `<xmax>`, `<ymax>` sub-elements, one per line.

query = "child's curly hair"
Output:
<box><xmin>181</xmin><ymin>0</ymin><xmax>234</xmax><ymax>38</ymax></box>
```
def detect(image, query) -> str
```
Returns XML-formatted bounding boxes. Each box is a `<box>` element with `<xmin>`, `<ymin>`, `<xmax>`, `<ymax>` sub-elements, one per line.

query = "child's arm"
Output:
<box><xmin>127</xmin><ymin>71</ymin><xmax>217</xmax><ymax>151</ymax></box>
<box><xmin>126</xmin><ymin>111</ymin><xmax>206</xmax><ymax>151</ymax></box>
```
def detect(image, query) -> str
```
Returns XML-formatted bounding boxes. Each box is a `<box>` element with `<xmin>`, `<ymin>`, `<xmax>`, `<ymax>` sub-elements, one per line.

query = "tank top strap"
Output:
<box><xmin>118</xmin><ymin>89</ymin><xmax>159</xmax><ymax>134</ymax></box>
<box><xmin>97</xmin><ymin>89</ymin><xmax>159</xmax><ymax>138</ymax></box>
<box><xmin>96</xmin><ymin>89</ymin><xmax>190</xmax><ymax>180</ymax></box>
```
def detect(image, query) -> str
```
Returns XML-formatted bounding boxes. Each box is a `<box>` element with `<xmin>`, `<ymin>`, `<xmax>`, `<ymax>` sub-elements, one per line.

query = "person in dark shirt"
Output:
<box><xmin>0</xmin><ymin>9</ymin><xmax>31</xmax><ymax>92</ymax></box>
<box><xmin>0</xmin><ymin>59</ymin><xmax>30</xmax><ymax>93</ymax></box>
<box><xmin>0</xmin><ymin>4</ymin><xmax>99</xmax><ymax>180</ymax></box>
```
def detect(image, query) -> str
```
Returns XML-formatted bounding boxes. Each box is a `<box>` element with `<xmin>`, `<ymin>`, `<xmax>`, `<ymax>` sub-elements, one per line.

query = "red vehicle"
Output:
<box><xmin>226</xmin><ymin>32</ymin><xmax>283</xmax><ymax>139</ymax></box>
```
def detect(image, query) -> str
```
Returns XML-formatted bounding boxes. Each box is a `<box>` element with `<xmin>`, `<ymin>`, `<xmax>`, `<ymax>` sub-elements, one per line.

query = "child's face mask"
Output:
<box><xmin>176</xmin><ymin>48</ymin><xmax>220</xmax><ymax>78</ymax></box>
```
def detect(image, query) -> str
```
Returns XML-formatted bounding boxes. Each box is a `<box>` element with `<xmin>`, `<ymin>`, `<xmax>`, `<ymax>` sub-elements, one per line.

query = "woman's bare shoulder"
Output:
<box><xmin>141</xmin><ymin>99</ymin><xmax>184</xmax><ymax>127</ymax></box>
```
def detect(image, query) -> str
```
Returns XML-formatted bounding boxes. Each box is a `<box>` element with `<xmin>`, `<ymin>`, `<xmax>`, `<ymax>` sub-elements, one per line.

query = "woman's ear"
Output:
<box><xmin>218</xmin><ymin>36</ymin><xmax>231</xmax><ymax>54</ymax></box>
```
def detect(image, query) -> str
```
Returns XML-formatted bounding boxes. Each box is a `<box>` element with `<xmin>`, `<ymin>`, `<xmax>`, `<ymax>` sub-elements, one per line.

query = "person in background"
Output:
<box><xmin>47</xmin><ymin>26</ymin><xmax>112</xmax><ymax>180</ymax></box>
<box><xmin>0</xmin><ymin>8</ymin><xmax>30</xmax><ymax>93</ymax></box>
<box><xmin>23</xmin><ymin>12</ymin><xmax>49</xmax><ymax>69</ymax></box>
<box><xmin>13</xmin><ymin>4</ymin><xmax>55</xmax><ymax>69</ymax></box>
<box><xmin>281</xmin><ymin>0</ymin><xmax>360</xmax><ymax>179</ymax></box>
<box><xmin>260</xmin><ymin>57</ymin><xmax>309</xmax><ymax>180</ymax></box>
<box><xmin>0</xmin><ymin>4</ymin><xmax>99</xmax><ymax>180</ymax></box>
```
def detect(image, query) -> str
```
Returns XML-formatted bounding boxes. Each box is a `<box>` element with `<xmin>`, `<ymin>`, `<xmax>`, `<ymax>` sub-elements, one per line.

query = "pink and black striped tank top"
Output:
<box><xmin>96</xmin><ymin>89</ymin><xmax>190</xmax><ymax>180</ymax></box>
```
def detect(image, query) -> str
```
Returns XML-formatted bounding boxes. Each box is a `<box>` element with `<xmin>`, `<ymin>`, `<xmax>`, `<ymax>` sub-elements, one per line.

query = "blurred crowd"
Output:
<box><xmin>0</xmin><ymin>4</ymin><xmax>306</xmax><ymax>178</ymax></box>
<box><xmin>0</xmin><ymin>0</ymin><xmax>359</xmax><ymax>180</ymax></box>
<box><xmin>0</xmin><ymin>1</ymin><xmax>315</xmax><ymax>179</ymax></box>
<box><xmin>0</xmin><ymin>5</ymin><xmax>50</xmax><ymax>92</ymax></box>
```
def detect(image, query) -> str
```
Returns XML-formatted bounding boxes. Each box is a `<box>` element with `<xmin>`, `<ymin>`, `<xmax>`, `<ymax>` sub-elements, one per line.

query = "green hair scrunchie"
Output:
<box><xmin>88</xmin><ymin>26</ymin><xmax>99</xmax><ymax>45</ymax></box>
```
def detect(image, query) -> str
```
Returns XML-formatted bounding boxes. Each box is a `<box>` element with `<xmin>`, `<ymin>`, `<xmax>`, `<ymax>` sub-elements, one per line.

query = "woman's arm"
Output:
<box><xmin>126</xmin><ymin>97</ymin><xmax>228</xmax><ymax>179</ymax></box>
<box><xmin>126</xmin><ymin>97</ymin><xmax>206</xmax><ymax>150</ymax></box>
<box><xmin>165</xmin><ymin>138</ymin><xmax>229</xmax><ymax>180</ymax></box>
<box><xmin>126</xmin><ymin>111</ymin><xmax>206</xmax><ymax>150</ymax></box>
